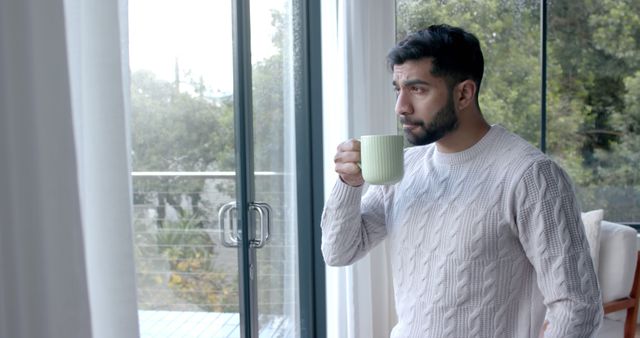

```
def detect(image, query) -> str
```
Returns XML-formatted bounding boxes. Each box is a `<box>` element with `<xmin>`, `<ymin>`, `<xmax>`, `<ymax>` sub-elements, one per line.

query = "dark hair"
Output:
<box><xmin>387</xmin><ymin>24</ymin><xmax>484</xmax><ymax>92</ymax></box>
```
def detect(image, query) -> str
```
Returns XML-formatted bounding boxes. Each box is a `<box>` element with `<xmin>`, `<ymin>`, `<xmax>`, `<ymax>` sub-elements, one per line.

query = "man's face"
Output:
<box><xmin>393</xmin><ymin>58</ymin><xmax>458</xmax><ymax>146</ymax></box>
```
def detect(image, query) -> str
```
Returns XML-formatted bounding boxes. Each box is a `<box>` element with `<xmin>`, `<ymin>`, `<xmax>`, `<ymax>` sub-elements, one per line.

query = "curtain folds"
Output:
<box><xmin>0</xmin><ymin>0</ymin><xmax>138</xmax><ymax>337</ymax></box>
<box><xmin>322</xmin><ymin>0</ymin><xmax>398</xmax><ymax>337</ymax></box>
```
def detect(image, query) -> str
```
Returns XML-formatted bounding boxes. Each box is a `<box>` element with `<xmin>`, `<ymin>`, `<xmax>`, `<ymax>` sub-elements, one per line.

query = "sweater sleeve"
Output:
<box><xmin>320</xmin><ymin>179</ymin><xmax>388</xmax><ymax>266</ymax></box>
<box><xmin>513</xmin><ymin>159</ymin><xmax>603</xmax><ymax>337</ymax></box>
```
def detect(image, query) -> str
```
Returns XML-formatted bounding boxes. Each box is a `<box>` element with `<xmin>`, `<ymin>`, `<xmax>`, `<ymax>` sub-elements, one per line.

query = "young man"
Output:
<box><xmin>321</xmin><ymin>24</ymin><xmax>602</xmax><ymax>337</ymax></box>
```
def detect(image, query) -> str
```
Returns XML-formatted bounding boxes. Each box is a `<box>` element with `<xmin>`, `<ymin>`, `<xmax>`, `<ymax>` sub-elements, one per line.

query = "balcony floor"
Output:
<box><xmin>139</xmin><ymin>310</ymin><xmax>294</xmax><ymax>338</ymax></box>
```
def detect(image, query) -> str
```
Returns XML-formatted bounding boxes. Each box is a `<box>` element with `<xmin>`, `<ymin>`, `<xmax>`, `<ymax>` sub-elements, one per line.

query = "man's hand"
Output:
<box><xmin>334</xmin><ymin>139</ymin><xmax>364</xmax><ymax>187</ymax></box>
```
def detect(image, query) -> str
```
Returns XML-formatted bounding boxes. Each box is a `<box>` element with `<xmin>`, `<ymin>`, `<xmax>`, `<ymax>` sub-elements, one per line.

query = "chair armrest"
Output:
<box><xmin>604</xmin><ymin>298</ymin><xmax>638</xmax><ymax>314</ymax></box>
<box><xmin>601</xmin><ymin>251</ymin><xmax>640</xmax><ymax>338</ymax></box>
<box><xmin>604</xmin><ymin>249</ymin><xmax>640</xmax><ymax>313</ymax></box>
<box><xmin>599</xmin><ymin>221</ymin><xmax>638</xmax><ymax>306</ymax></box>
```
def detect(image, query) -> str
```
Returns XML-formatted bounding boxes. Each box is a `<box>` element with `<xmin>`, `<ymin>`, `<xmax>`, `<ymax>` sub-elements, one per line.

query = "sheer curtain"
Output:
<box><xmin>322</xmin><ymin>0</ymin><xmax>398</xmax><ymax>337</ymax></box>
<box><xmin>0</xmin><ymin>0</ymin><xmax>138</xmax><ymax>337</ymax></box>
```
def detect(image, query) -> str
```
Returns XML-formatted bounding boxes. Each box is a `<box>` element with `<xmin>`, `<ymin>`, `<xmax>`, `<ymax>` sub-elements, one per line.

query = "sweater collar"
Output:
<box><xmin>433</xmin><ymin>124</ymin><xmax>502</xmax><ymax>166</ymax></box>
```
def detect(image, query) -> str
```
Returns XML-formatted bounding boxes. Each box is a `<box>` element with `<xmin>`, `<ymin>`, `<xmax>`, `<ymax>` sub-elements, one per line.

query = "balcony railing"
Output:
<box><xmin>132</xmin><ymin>171</ymin><xmax>295</xmax><ymax>337</ymax></box>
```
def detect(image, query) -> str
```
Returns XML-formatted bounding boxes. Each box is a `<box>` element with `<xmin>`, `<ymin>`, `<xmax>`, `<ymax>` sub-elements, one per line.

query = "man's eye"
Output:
<box><xmin>411</xmin><ymin>86</ymin><xmax>425</xmax><ymax>93</ymax></box>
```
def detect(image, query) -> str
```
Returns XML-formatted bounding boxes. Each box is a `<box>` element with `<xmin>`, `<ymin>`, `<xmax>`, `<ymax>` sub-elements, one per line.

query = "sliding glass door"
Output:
<box><xmin>229</xmin><ymin>0</ymin><xmax>300</xmax><ymax>336</ymax></box>
<box><xmin>129</xmin><ymin>0</ymin><xmax>324</xmax><ymax>336</ymax></box>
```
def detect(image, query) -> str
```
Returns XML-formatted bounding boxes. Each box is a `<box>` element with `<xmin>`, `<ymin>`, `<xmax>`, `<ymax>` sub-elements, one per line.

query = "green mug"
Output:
<box><xmin>360</xmin><ymin>134</ymin><xmax>404</xmax><ymax>185</ymax></box>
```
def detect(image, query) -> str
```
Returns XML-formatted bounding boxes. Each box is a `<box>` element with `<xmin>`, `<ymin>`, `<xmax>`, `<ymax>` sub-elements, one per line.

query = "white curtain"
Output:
<box><xmin>0</xmin><ymin>0</ymin><xmax>139</xmax><ymax>337</ymax></box>
<box><xmin>321</xmin><ymin>0</ymin><xmax>398</xmax><ymax>337</ymax></box>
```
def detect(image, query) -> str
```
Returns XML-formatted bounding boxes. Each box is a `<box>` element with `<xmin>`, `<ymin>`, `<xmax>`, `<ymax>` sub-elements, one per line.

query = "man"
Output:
<box><xmin>321</xmin><ymin>24</ymin><xmax>602</xmax><ymax>337</ymax></box>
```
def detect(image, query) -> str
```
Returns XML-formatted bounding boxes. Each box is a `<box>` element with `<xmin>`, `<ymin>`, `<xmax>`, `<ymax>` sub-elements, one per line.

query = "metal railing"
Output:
<box><xmin>131</xmin><ymin>171</ymin><xmax>294</xmax><ymax>318</ymax></box>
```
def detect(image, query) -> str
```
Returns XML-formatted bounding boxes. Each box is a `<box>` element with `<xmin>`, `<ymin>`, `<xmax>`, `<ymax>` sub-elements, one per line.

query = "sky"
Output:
<box><xmin>128</xmin><ymin>0</ymin><xmax>281</xmax><ymax>96</ymax></box>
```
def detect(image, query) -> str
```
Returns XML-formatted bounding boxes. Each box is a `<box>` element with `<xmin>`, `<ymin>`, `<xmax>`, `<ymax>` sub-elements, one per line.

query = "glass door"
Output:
<box><xmin>225</xmin><ymin>0</ymin><xmax>301</xmax><ymax>336</ymax></box>
<box><xmin>129</xmin><ymin>0</ymin><xmax>316</xmax><ymax>336</ymax></box>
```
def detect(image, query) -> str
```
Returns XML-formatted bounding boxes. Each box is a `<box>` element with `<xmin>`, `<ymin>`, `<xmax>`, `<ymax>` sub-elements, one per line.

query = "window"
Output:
<box><xmin>547</xmin><ymin>0</ymin><xmax>640</xmax><ymax>223</ymax></box>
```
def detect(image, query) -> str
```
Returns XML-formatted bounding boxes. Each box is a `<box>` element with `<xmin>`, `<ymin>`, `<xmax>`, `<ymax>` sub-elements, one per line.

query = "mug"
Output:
<box><xmin>360</xmin><ymin>134</ymin><xmax>404</xmax><ymax>185</ymax></box>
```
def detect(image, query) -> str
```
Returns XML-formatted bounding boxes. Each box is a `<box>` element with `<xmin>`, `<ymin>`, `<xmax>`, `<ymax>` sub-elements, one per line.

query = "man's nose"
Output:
<box><xmin>395</xmin><ymin>90</ymin><xmax>412</xmax><ymax>116</ymax></box>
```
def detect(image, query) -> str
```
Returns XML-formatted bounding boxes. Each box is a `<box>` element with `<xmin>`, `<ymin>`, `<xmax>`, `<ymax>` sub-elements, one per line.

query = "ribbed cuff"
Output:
<box><xmin>329</xmin><ymin>179</ymin><xmax>364</xmax><ymax>207</ymax></box>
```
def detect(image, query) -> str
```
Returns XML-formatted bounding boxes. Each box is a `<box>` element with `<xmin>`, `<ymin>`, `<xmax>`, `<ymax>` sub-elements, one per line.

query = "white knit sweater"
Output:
<box><xmin>321</xmin><ymin>125</ymin><xmax>603</xmax><ymax>338</ymax></box>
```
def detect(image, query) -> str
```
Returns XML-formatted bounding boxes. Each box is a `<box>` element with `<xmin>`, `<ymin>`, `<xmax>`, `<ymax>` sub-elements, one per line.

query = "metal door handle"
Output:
<box><xmin>249</xmin><ymin>202</ymin><xmax>271</xmax><ymax>248</ymax></box>
<box><xmin>217</xmin><ymin>201</ymin><xmax>272</xmax><ymax>248</ymax></box>
<box><xmin>217</xmin><ymin>201</ymin><xmax>239</xmax><ymax>247</ymax></box>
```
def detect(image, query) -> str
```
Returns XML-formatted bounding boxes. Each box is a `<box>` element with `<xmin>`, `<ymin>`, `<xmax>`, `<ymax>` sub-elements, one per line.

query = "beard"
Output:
<box><xmin>400</xmin><ymin>93</ymin><xmax>458</xmax><ymax>146</ymax></box>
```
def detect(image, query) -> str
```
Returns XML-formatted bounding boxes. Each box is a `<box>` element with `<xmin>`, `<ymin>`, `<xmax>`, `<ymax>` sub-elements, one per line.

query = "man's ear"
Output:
<box><xmin>455</xmin><ymin>79</ymin><xmax>477</xmax><ymax>111</ymax></box>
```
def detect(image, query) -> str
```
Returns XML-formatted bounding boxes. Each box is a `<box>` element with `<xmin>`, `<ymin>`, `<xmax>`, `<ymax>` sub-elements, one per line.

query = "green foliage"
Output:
<box><xmin>131</xmin><ymin>71</ymin><xmax>235</xmax><ymax>173</ymax></box>
<box><xmin>134</xmin><ymin>213</ymin><xmax>239</xmax><ymax>312</ymax></box>
<box><xmin>159</xmin><ymin>215</ymin><xmax>238</xmax><ymax>312</ymax></box>
<box><xmin>546</xmin><ymin>0</ymin><xmax>640</xmax><ymax>220</ymax></box>
<box><xmin>131</xmin><ymin>71</ymin><xmax>236</xmax><ymax>227</ymax></box>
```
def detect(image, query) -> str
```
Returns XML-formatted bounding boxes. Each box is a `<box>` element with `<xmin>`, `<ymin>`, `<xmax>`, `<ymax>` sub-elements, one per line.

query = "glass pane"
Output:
<box><xmin>250</xmin><ymin>0</ymin><xmax>299</xmax><ymax>336</ymax></box>
<box><xmin>129</xmin><ymin>0</ymin><xmax>241</xmax><ymax>336</ymax></box>
<box><xmin>395</xmin><ymin>0</ymin><xmax>541</xmax><ymax>145</ymax></box>
<box><xmin>548</xmin><ymin>0</ymin><xmax>640</xmax><ymax>223</ymax></box>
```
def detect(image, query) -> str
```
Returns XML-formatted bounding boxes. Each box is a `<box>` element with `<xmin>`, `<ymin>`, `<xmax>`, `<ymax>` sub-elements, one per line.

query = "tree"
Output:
<box><xmin>547</xmin><ymin>0</ymin><xmax>640</xmax><ymax>220</ymax></box>
<box><xmin>131</xmin><ymin>70</ymin><xmax>235</xmax><ymax>226</ymax></box>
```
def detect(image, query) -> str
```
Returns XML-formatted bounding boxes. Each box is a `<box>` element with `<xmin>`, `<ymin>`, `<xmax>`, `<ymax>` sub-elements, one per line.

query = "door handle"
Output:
<box><xmin>217</xmin><ymin>201</ymin><xmax>239</xmax><ymax>247</ymax></box>
<box><xmin>248</xmin><ymin>202</ymin><xmax>271</xmax><ymax>248</ymax></box>
<box><xmin>217</xmin><ymin>201</ymin><xmax>272</xmax><ymax>248</ymax></box>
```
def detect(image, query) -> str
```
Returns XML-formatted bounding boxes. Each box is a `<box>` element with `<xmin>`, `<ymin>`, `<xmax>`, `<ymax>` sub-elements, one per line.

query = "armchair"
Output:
<box><xmin>598</xmin><ymin>220</ymin><xmax>640</xmax><ymax>338</ymax></box>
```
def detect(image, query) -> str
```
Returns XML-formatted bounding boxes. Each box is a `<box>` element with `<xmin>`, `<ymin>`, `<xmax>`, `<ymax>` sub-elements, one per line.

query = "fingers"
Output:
<box><xmin>334</xmin><ymin>148</ymin><xmax>360</xmax><ymax>164</ymax></box>
<box><xmin>335</xmin><ymin>162</ymin><xmax>360</xmax><ymax>175</ymax></box>
<box><xmin>337</xmin><ymin>138</ymin><xmax>360</xmax><ymax>152</ymax></box>
<box><xmin>334</xmin><ymin>138</ymin><xmax>360</xmax><ymax>161</ymax></box>
<box><xmin>334</xmin><ymin>139</ymin><xmax>364</xmax><ymax>187</ymax></box>
<box><xmin>334</xmin><ymin>138</ymin><xmax>361</xmax><ymax>166</ymax></box>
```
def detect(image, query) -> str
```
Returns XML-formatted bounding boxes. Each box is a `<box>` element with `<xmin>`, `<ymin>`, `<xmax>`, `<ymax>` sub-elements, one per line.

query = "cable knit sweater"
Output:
<box><xmin>321</xmin><ymin>125</ymin><xmax>603</xmax><ymax>338</ymax></box>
